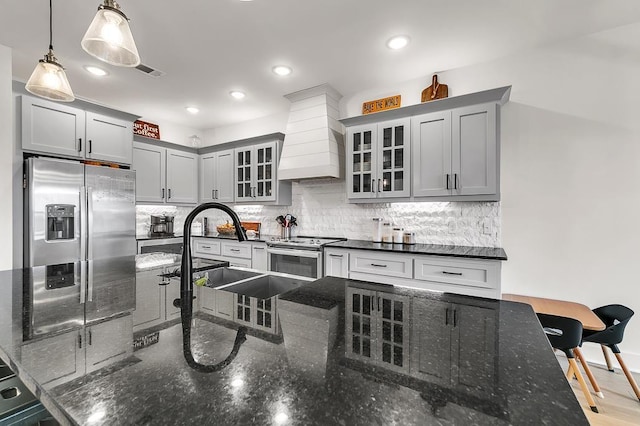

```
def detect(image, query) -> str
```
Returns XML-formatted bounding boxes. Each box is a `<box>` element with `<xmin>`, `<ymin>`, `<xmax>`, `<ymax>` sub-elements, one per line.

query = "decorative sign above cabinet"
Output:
<box><xmin>362</xmin><ymin>95</ymin><xmax>402</xmax><ymax>115</ymax></box>
<box><xmin>133</xmin><ymin>120</ymin><xmax>161</xmax><ymax>140</ymax></box>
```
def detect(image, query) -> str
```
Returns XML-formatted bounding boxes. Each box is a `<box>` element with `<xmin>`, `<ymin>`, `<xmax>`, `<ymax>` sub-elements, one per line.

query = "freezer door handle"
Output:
<box><xmin>88</xmin><ymin>261</ymin><xmax>94</xmax><ymax>302</ymax></box>
<box><xmin>80</xmin><ymin>261</ymin><xmax>87</xmax><ymax>304</ymax></box>
<box><xmin>80</xmin><ymin>187</ymin><xmax>87</xmax><ymax>262</ymax></box>
<box><xmin>87</xmin><ymin>187</ymin><xmax>94</xmax><ymax>260</ymax></box>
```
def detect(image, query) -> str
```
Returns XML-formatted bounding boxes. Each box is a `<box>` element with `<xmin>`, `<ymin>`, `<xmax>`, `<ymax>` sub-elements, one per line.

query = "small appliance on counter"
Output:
<box><xmin>149</xmin><ymin>215</ymin><xmax>175</xmax><ymax>238</ymax></box>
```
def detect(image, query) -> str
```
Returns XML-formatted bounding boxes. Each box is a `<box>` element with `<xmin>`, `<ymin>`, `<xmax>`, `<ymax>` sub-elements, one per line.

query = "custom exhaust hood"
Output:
<box><xmin>277</xmin><ymin>84</ymin><xmax>344</xmax><ymax>180</ymax></box>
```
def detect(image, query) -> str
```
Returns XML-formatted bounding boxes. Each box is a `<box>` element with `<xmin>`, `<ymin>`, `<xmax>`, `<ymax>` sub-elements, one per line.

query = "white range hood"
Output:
<box><xmin>278</xmin><ymin>84</ymin><xmax>344</xmax><ymax>180</ymax></box>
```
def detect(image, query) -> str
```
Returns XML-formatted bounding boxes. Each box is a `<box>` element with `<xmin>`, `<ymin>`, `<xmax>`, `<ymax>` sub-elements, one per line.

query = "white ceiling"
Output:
<box><xmin>1</xmin><ymin>0</ymin><xmax>639</xmax><ymax>130</ymax></box>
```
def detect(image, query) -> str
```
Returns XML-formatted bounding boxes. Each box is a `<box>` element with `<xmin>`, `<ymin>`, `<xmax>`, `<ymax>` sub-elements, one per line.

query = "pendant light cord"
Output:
<box><xmin>49</xmin><ymin>0</ymin><xmax>53</xmax><ymax>50</ymax></box>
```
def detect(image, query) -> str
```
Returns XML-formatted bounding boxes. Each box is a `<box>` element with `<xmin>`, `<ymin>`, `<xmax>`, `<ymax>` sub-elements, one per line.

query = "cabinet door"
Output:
<box><xmin>410</xmin><ymin>298</ymin><xmax>452</xmax><ymax>386</ymax></box>
<box><xmin>86</xmin><ymin>315</ymin><xmax>133</xmax><ymax>373</ymax></box>
<box><xmin>166</xmin><ymin>149</ymin><xmax>198</xmax><ymax>204</ymax></box>
<box><xmin>235</xmin><ymin>294</ymin><xmax>253</xmax><ymax>326</ymax></box>
<box><xmin>451</xmin><ymin>103</ymin><xmax>497</xmax><ymax>196</ymax></box>
<box><xmin>254</xmin><ymin>142</ymin><xmax>277</xmax><ymax>202</ymax></box>
<box><xmin>324</xmin><ymin>249</ymin><xmax>348</xmax><ymax>278</ymax></box>
<box><xmin>200</xmin><ymin>153</ymin><xmax>216</xmax><ymax>203</ymax></box>
<box><xmin>453</xmin><ymin>304</ymin><xmax>497</xmax><ymax>393</ymax></box>
<box><xmin>376</xmin><ymin>293</ymin><xmax>410</xmax><ymax>373</ymax></box>
<box><xmin>198</xmin><ymin>286</ymin><xmax>216</xmax><ymax>314</ymax></box>
<box><xmin>235</xmin><ymin>147</ymin><xmax>254</xmax><ymax>201</ymax></box>
<box><xmin>252</xmin><ymin>243</ymin><xmax>268</xmax><ymax>271</ymax></box>
<box><xmin>412</xmin><ymin>111</ymin><xmax>452</xmax><ymax>197</ymax></box>
<box><xmin>21</xmin><ymin>95</ymin><xmax>85</xmax><ymax>159</ymax></box>
<box><xmin>132</xmin><ymin>143</ymin><xmax>166</xmax><ymax>203</ymax></box>
<box><xmin>85</xmin><ymin>112</ymin><xmax>133</xmax><ymax>164</ymax></box>
<box><xmin>347</xmin><ymin>125</ymin><xmax>377</xmax><ymax>199</ymax></box>
<box><xmin>345</xmin><ymin>287</ymin><xmax>377</xmax><ymax>362</ymax></box>
<box><xmin>165</xmin><ymin>280</ymin><xmax>181</xmax><ymax>320</ymax></box>
<box><xmin>20</xmin><ymin>330</ymin><xmax>85</xmax><ymax>389</ymax></box>
<box><xmin>133</xmin><ymin>269</ymin><xmax>165</xmax><ymax>330</ymax></box>
<box><xmin>377</xmin><ymin>119</ymin><xmax>411</xmax><ymax>198</ymax></box>
<box><xmin>215</xmin><ymin>149</ymin><xmax>235</xmax><ymax>202</ymax></box>
<box><xmin>255</xmin><ymin>297</ymin><xmax>277</xmax><ymax>334</ymax></box>
<box><xmin>214</xmin><ymin>289</ymin><xmax>235</xmax><ymax>320</ymax></box>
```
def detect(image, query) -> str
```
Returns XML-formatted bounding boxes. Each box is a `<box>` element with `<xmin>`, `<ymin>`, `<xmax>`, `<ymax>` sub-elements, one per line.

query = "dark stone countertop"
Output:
<box><xmin>0</xmin><ymin>260</ymin><xmax>586</xmax><ymax>425</ymax></box>
<box><xmin>325</xmin><ymin>239</ymin><xmax>508</xmax><ymax>260</ymax></box>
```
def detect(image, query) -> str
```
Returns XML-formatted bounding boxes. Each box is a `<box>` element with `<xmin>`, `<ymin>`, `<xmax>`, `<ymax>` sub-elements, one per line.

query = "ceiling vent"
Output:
<box><xmin>134</xmin><ymin>63</ymin><xmax>165</xmax><ymax>77</ymax></box>
<box><xmin>278</xmin><ymin>84</ymin><xmax>344</xmax><ymax>180</ymax></box>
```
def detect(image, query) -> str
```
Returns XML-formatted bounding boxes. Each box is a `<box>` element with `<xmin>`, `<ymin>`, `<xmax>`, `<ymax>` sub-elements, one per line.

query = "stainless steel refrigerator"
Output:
<box><xmin>24</xmin><ymin>157</ymin><xmax>136</xmax><ymax>336</ymax></box>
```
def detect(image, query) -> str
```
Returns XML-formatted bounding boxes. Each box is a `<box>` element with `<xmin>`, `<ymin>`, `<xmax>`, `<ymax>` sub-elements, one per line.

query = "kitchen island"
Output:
<box><xmin>0</xmin><ymin>258</ymin><xmax>588</xmax><ymax>425</ymax></box>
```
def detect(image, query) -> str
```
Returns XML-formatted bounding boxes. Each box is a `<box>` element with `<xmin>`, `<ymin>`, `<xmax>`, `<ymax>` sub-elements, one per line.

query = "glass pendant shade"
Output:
<box><xmin>81</xmin><ymin>3</ymin><xmax>140</xmax><ymax>67</ymax></box>
<box><xmin>25</xmin><ymin>51</ymin><xmax>75</xmax><ymax>102</ymax></box>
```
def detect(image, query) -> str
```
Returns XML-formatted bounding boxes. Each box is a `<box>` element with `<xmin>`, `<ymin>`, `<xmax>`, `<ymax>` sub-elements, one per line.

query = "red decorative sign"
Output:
<box><xmin>133</xmin><ymin>120</ymin><xmax>161</xmax><ymax>140</ymax></box>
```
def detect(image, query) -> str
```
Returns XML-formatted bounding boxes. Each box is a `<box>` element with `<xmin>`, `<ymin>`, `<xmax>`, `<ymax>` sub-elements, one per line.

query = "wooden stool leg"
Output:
<box><xmin>614</xmin><ymin>353</ymin><xmax>640</xmax><ymax>402</ymax></box>
<box><xmin>568</xmin><ymin>358</ymin><xmax>599</xmax><ymax>413</ymax></box>
<box><xmin>575</xmin><ymin>347</ymin><xmax>604</xmax><ymax>398</ymax></box>
<box><xmin>566</xmin><ymin>364</ymin><xmax>575</xmax><ymax>380</ymax></box>
<box><xmin>602</xmin><ymin>345</ymin><xmax>615</xmax><ymax>372</ymax></box>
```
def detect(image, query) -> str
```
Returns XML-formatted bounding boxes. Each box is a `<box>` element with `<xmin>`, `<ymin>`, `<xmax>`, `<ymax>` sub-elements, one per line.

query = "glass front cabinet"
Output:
<box><xmin>347</xmin><ymin>118</ymin><xmax>411</xmax><ymax>200</ymax></box>
<box><xmin>235</xmin><ymin>141</ymin><xmax>277</xmax><ymax>203</ymax></box>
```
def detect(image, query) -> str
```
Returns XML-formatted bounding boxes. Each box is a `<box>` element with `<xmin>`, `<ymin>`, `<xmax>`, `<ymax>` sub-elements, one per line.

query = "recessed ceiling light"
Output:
<box><xmin>84</xmin><ymin>65</ymin><xmax>108</xmax><ymax>76</ymax></box>
<box><xmin>230</xmin><ymin>91</ymin><xmax>246</xmax><ymax>99</ymax></box>
<box><xmin>272</xmin><ymin>65</ymin><xmax>292</xmax><ymax>76</ymax></box>
<box><xmin>186</xmin><ymin>106</ymin><xmax>199</xmax><ymax>114</ymax></box>
<box><xmin>386</xmin><ymin>35</ymin><xmax>410</xmax><ymax>50</ymax></box>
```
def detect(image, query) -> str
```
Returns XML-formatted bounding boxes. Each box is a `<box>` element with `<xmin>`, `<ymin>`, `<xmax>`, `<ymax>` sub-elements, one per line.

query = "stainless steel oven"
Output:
<box><xmin>266</xmin><ymin>237</ymin><xmax>345</xmax><ymax>279</ymax></box>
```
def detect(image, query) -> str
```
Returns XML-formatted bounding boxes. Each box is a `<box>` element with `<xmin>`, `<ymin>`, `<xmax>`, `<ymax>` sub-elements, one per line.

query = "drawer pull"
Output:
<box><xmin>442</xmin><ymin>271</ymin><xmax>463</xmax><ymax>276</ymax></box>
<box><xmin>230</xmin><ymin>249</ymin><xmax>241</xmax><ymax>252</ymax></box>
<box><xmin>253</xmin><ymin>247</ymin><xmax>264</xmax><ymax>250</ymax></box>
<box><xmin>329</xmin><ymin>254</ymin><xmax>343</xmax><ymax>258</ymax></box>
<box><xmin>202</xmin><ymin>246</ymin><xmax>211</xmax><ymax>249</ymax></box>
<box><xmin>370</xmin><ymin>263</ymin><xmax>387</xmax><ymax>268</ymax></box>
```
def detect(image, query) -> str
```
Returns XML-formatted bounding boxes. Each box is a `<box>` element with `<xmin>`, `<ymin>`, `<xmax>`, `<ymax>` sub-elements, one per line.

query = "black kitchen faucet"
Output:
<box><xmin>179</xmin><ymin>202</ymin><xmax>248</xmax><ymax>372</ymax></box>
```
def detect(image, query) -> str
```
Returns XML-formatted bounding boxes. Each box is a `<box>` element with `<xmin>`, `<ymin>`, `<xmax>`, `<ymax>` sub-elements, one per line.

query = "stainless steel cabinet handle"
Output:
<box><xmin>253</xmin><ymin>247</ymin><xmax>264</xmax><ymax>250</ymax></box>
<box><xmin>212</xmin><ymin>189</ymin><xmax>214</xmax><ymax>199</ymax></box>
<box><xmin>445</xmin><ymin>308</ymin><xmax>449</xmax><ymax>326</ymax></box>
<box><xmin>88</xmin><ymin>140</ymin><xmax>92</xmax><ymax>153</ymax></box>
<box><xmin>87</xmin><ymin>187</ymin><xmax>94</xmax><ymax>260</ymax></box>
<box><xmin>88</xmin><ymin>330</ymin><xmax>92</xmax><ymax>345</ymax></box>
<box><xmin>215</xmin><ymin>189</ymin><xmax>219</xmax><ymax>199</ymax></box>
<box><xmin>329</xmin><ymin>254</ymin><xmax>343</xmax><ymax>258</ymax></box>
<box><xmin>230</xmin><ymin>248</ymin><xmax>241</xmax><ymax>252</ymax></box>
<box><xmin>162</xmin><ymin>188</ymin><xmax>165</xmax><ymax>199</ymax></box>
<box><xmin>78</xmin><ymin>333</ymin><xmax>82</xmax><ymax>349</ymax></box>
<box><xmin>453</xmin><ymin>309</ymin><xmax>458</xmax><ymax>327</ymax></box>
<box><xmin>371</xmin><ymin>179</ymin><xmax>375</xmax><ymax>193</ymax></box>
<box><xmin>446</xmin><ymin>174</ymin><xmax>450</xmax><ymax>190</ymax></box>
<box><xmin>168</xmin><ymin>188</ymin><xmax>172</xmax><ymax>199</ymax></box>
<box><xmin>370</xmin><ymin>263</ymin><xmax>387</xmax><ymax>267</ymax></box>
<box><xmin>378</xmin><ymin>179</ymin><xmax>382</xmax><ymax>192</ymax></box>
<box><xmin>377</xmin><ymin>296</ymin><xmax>380</xmax><ymax>311</ymax></box>
<box><xmin>454</xmin><ymin>173</ymin><xmax>458</xmax><ymax>190</ymax></box>
<box><xmin>442</xmin><ymin>271</ymin><xmax>463</xmax><ymax>276</ymax></box>
<box><xmin>202</xmin><ymin>245</ymin><xmax>211</xmax><ymax>249</ymax></box>
<box><xmin>78</xmin><ymin>138</ymin><xmax>82</xmax><ymax>152</ymax></box>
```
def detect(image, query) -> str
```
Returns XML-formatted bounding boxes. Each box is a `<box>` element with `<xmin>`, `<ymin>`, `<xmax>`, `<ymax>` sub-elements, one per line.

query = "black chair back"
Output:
<box><xmin>537</xmin><ymin>313</ymin><xmax>583</xmax><ymax>358</ymax></box>
<box><xmin>582</xmin><ymin>304</ymin><xmax>634</xmax><ymax>351</ymax></box>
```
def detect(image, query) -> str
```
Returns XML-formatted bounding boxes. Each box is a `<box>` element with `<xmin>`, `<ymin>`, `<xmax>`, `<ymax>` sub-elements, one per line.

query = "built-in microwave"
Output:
<box><xmin>266</xmin><ymin>247</ymin><xmax>323</xmax><ymax>279</ymax></box>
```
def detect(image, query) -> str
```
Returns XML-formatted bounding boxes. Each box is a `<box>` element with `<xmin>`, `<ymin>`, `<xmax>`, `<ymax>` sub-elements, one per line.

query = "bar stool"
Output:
<box><xmin>537</xmin><ymin>313</ymin><xmax>598</xmax><ymax>413</ymax></box>
<box><xmin>581</xmin><ymin>304</ymin><xmax>640</xmax><ymax>402</ymax></box>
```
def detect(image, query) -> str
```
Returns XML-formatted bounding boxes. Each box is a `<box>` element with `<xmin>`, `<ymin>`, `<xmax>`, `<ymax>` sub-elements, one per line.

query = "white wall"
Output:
<box><xmin>140</xmin><ymin>117</ymin><xmax>203</xmax><ymax>148</ymax></box>
<box><xmin>0</xmin><ymin>45</ymin><xmax>12</xmax><ymax>270</ymax></box>
<box><xmin>203</xmin><ymin>111</ymin><xmax>288</xmax><ymax>147</ymax></box>
<box><xmin>341</xmin><ymin>23</ymin><xmax>640</xmax><ymax>370</ymax></box>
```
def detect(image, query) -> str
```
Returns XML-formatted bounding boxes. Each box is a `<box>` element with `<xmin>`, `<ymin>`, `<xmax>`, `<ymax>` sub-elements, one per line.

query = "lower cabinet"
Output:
<box><xmin>345</xmin><ymin>286</ymin><xmax>411</xmax><ymax>374</ymax></box>
<box><xmin>251</xmin><ymin>243</ymin><xmax>268</xmax><ymax>272</ymax></box>
<box><xmin>21</xmin><ymin>315</ymin><xmax>133</xmax><ymax>389</ymax></box>
<box><xmin>324</xmin><ymin>248</ymin><xmax>348</xmax><ymax>278</ymax></box>
<box><xmin>410</xmin><ymin>297</ymin><xmax>497</xmax><ymax>395</ymax></box>
<box><xmin>133</xmin><ymin>268</ymin><xmax>181</xmax><ymax>332</ymax></box>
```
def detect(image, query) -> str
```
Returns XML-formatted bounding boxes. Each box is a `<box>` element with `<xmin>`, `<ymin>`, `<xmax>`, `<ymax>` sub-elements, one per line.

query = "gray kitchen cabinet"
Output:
<box><xmin>234</xmin><ymin>293</ymin><xmax>278</xmax><ymax>334</ymax></box>
<box><xmin>132</xmin><ymin>141</ymin><xmax>198</xmax><ymax>204</ymax></box>
<box><xmin>21</xmin><ymin>95</ymin><xmax>134</xmax><ymax>165</ymax></box>
<box><xmin>197</xmin><ymin>286</ymin><xmax>235</xmax><ymax>321</ymax></box>
<box><xmin>412</xmin><ymin>103</ymin><xmax>498</xmax><ymax>199</ymax></box>
<box><xmin>235</xmin><ymin>141</ymin><xmax>292</xmax><ymax>205</ymax></box>
<box><xmin>251</xmin><ymin>242</ymin><xmax>268</xmax><ymax>272</ymax></box>
<box><xmin>133</xmin><ymin>268</ymin><xmax>165</xmax><ymax>329</ymax></box>
<box><xmin>192</xmin><ymin>238</ymin><xmax>222</xmax><ymax>257</ymax></box>
<box><xmin>165</xmin><ymin>280</ymin><xmax>181</xmax><ymax>320</ymax></box>
<box><xmin>200</xmin><ymin>149</ymin><xmax>234</xmax><ymax>203</ymax></box>
<box><xmin>411</xmin><ymin>298</ymin><xmax>497</xmax><ymax>395</ymax></box>
<box><xmin>347</xmin><ymin>118</ymin><xmax>411</xmax><ymax>200</ymax></box>
<box><xmin>324</xmin><ymin>248</ymin><xmax>348</xmax><ymax>278</ymax></box>
<box><xmin>85</xmin><ymin>314</ymin><xmax>133</xmax><ymax>374</ymax></box>
<box><xmin>345</xmin><ymin>286</ymin><xmax>410</xmax><ymax>374</ymax></box>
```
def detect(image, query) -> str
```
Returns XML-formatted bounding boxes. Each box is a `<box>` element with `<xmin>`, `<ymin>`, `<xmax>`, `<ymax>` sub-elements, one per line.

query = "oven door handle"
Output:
<box><xmin>266</xmin><ymin>247</ymin><xmax>322</xmax><ymax>259</ymax></box>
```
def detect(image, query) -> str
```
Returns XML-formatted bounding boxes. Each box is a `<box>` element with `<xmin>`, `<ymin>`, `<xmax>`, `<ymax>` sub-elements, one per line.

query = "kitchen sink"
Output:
<box><xmin>205</xmin><ymin>267</ymin><xmax>263</xmax><ymax>287</ymax></box>
<box><xmin>220</xmin><ymin>274</ymin><xmax>311</xmax><ymax>299</ymax></box>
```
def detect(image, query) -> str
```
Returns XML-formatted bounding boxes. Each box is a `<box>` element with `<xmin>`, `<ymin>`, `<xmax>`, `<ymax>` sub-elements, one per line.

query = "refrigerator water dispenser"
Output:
<box><xmin>46</xmin><ymin>205</ymin><xmax>74</xmax><ymax>241</ymax></box>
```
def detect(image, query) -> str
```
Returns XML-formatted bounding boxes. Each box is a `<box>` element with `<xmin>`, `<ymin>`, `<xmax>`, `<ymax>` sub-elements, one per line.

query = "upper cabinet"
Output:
<box><xmin>347</xmin><ymin>118</ymin><xmax>410</xmax><ymax>199</ymax></box>
<box><xmin>234</xmin><ymin>140</ymin><xmax>291</xmax><ymax>205</ymax></box>
<box><xmin>200</xmin><ymin>149</ymin><xmax>234</xmax><ymax>203</ymax></box>
<box><xmin>21</xmin><ymin>95</ymin><xmax>134</xmax><ymax>165</ymax></box>
<box><xmin>132</xmin><ymin>141</ymin><xmax>198</xmax><ymax>204</ymax></box>
<box><xmin>341</xmin><ymin>86</ymin><xmax>510</xmax><ymax>202</ymax></box>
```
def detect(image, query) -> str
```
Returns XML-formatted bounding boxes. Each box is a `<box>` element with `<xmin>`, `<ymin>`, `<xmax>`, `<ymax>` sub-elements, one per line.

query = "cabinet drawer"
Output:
<box><xmin>221</xmin><ymin>242</ymin><xmax>252</xmax><ymax>259</ymax></box>
<box><xmin>414</xmin><ymin>257</ymin><xmax>498</xmax><ymax>290</ymax></box>
<box><xmin>193</xmin><ymin>239</ymin><xmax>221</xmax><ymax>256</ymax></box>
<box><xmin>350</xmin><ymin>251</ymin><xmax>412</xmax><ymax>279</ymax></box>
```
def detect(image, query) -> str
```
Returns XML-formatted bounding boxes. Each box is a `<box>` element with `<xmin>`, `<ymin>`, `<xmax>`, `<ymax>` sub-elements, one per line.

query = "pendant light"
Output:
<box><xmin>25</xmin><ymin>0</ymin><xmax>75</xmax><ymax>102</ymax></box>
<box><xmin>81</xmin><ymin>0</ymin><xmax>141</xmax><ymax>67</ymax></box>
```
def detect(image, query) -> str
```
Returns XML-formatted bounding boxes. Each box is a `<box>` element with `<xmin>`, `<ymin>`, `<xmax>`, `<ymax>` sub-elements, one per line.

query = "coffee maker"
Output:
<box><xmin>149</xmin><ymin>215</ymin><xmax>175</xmax><ymax>237</ymax></box>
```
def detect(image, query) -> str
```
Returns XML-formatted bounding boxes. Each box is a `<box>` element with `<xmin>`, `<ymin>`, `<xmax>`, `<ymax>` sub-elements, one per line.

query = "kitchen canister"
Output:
<box><xmin>372</xmin><ymin>218</ymin><xmax>383</xmax><ymax>243</ymax></box>
<box><xmin>393</xmin><ymin>227</ymin><xmax>404</xmax><ymax>244</ymax></box>
<box><xmin>403</xmin><ymin>232</ymin><xmax>416</xmax><ymax>245</ymax></box>
<box><xmin>382</xmin><ymin>222</ymin><xmax>393</xmax><ymax>243</ymax></box>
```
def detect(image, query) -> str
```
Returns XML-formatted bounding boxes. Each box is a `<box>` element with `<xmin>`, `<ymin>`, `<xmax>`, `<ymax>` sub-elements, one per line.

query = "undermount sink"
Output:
<box><xmin>219</xmin><ymin>274</ymin><xmax>311</xmax><ymax>299</ymax></box>
<box><xmin>205</xmin><ymin>267</ymin><xmax>263</xmax><ymax>287</ymax></box>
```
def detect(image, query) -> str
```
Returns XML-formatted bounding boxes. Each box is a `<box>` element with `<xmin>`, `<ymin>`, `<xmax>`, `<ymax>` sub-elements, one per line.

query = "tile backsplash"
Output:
<box><xmin>136</xmin><ymin>178</ymin><xmax>501</xmax><ymax>247</ymax></box>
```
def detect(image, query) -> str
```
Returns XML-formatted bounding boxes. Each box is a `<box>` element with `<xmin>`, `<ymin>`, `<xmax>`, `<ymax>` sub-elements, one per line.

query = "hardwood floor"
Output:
<box><xmin>556</xmin><ymin>354</ymin><xmax>640</xmax><ymax>425</ymax></box>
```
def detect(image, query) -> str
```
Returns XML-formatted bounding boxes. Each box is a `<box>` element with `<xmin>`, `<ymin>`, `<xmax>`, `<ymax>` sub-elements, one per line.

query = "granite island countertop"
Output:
<box><xmin>0</xmin><ymin>260</ymin><xmax>586</xmax><ymax>425</ymax></box>
<box><xmin>325</xmin><ymin>239</ymin><xmax>508</xmax><ymax>260</ymax></box>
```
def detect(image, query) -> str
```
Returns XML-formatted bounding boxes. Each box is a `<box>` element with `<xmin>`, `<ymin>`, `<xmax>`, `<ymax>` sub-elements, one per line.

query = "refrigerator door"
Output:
<box><xmin>26</xmin><ymin>158</ymin><xmax>84</xmax><ymax>267</ymax></box>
